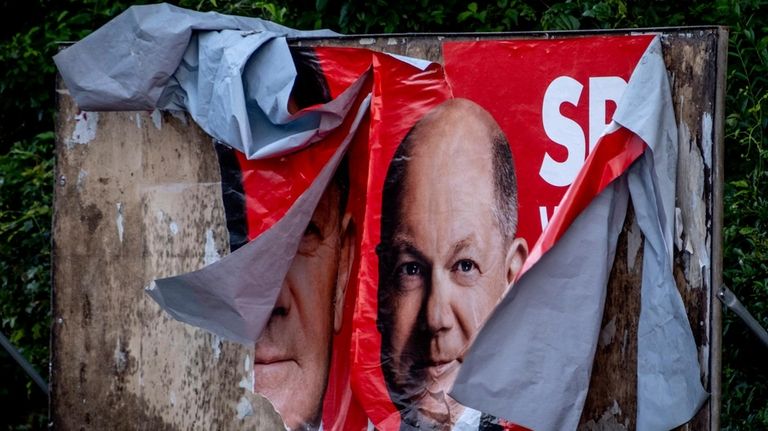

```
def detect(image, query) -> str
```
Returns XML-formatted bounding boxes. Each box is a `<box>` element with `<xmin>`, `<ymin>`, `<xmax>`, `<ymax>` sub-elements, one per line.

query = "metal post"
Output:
<box><xmin>718</xmin><ymin>285</ymin><xmax>768</xmax><ymax>349</ymax></box>
<box><xmin>0</xmin><ymin>330</ymin><xmax>49</xmax><ymax>395</ymax></box>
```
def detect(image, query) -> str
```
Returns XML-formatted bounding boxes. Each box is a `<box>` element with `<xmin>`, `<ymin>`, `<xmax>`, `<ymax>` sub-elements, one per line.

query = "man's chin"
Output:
<box><xmin>398</xmin><ymin>361</ymin><xmax>464</xmax><ymax>428</ymax></box>
<box><xmin>253</xmin><ymin>361</ymin><xmax>326</xmax><ymax>431</ymax></box>
<box><xmin>415</xmin><ymin>391</ymin><xmax>464</xmax><ymax>427</ymax></box>
<box><xmin>258</xmin><ymin>382</ymin><xmax>323</xmax><ymax>431</ymax></box>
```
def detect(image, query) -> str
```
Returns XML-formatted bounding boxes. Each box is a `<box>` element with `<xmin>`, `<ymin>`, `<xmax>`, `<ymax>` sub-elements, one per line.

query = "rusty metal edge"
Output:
<box><xmin>50</xmin><ymin>72</ymin><xmax>64</xmax><ymax>429</ymax></box>
<box><xmin>287</xmin><ymin>26</ymin><xmax>725</xmax><ymax>41</ymax></box>
<box><xmin>54</xmin><ymin>25</ymin><xmax>727</xmax><ymax>48</ymax></box>
<box><xmin>710</xmin><ymin>25</ymin><xmax>728</xmax><ymax>431</ymax></box>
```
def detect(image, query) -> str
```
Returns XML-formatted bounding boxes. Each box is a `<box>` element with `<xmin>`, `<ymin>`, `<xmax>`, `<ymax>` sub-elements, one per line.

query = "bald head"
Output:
<box><xmin>383</xmin><ymin>98</ymin><xmax>518</xmax><ymax>245</ymax></box>
<box><xmin>406</xmin><ymin>98</ymin><xmax>499</xmax><ymax>142</ymax></box>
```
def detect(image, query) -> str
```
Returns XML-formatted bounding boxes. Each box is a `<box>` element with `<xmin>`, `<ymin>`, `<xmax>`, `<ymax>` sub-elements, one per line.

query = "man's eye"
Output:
<box><xmin>298</xmin><ymin>221</ymin><xmax>322</xmax><ymax>255</ymax></box>
<box><xmin>304</xmin><ymin>221</ymin><xmax>321</xmax><ymax>238</ymax></box>
<box><xmin>394</xmin><ymin>261</ymin><xmax>426</xmax><ymax>293</ymax></box>
<box><xmin>398</xmin><ymin>262</ymin><xmax>423</xmax><ymax>276</ymax></box>
<box><xmin>453</xmin><ymin>259</ymin><xmax>477</xmax><ymax>273</ymax></box>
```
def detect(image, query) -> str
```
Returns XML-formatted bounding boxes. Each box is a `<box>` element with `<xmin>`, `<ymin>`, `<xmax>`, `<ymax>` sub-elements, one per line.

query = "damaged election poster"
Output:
<box><xmin>189</xmin><ymin>38</ymin><xmax>707</xmax><ymax>430</ymax></box>
<box><xmin>54</xmin><ymin>6</ymin><xmax>715</xmax><ymax>430</ymax></box>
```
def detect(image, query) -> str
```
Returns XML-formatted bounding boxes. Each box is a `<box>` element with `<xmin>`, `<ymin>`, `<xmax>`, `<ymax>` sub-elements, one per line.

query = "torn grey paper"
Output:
<box><xmin>53</xmin><ymin>3</ymin><xmax>350</xmax><ymax>159</ymax></box>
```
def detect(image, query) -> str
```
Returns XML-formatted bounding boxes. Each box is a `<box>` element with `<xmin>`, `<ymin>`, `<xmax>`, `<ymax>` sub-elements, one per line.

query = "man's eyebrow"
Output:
<box><xmin>449</xmin><ymin>236</ymin><xmax>478</xmax><ymax>260</ymax></box>
<box><xmin>391</xmin><ymin>236</ymin><xmax>430</xmax><ymax>264</ymax></box>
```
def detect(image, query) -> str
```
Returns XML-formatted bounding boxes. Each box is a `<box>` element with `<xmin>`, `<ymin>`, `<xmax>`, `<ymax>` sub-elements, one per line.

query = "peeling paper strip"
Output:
<box><xmin>54</xmin><ymin>3</ymin><xmax>340</xmax><ymax>160</ymax></box>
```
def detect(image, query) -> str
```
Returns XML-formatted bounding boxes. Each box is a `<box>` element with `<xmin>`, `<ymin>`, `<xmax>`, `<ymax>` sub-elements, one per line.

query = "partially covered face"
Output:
<box><xmin>253</xmin><ymin>184</ymin><xmax>346</xmax><ymax>430</ymax></box>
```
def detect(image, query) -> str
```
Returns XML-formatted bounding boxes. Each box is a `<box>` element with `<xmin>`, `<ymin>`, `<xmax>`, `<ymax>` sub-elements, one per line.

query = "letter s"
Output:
<box><xmin>539</xmin><ymin>76</ymin><xmax>585</xmax><ymax>187</ymax></box>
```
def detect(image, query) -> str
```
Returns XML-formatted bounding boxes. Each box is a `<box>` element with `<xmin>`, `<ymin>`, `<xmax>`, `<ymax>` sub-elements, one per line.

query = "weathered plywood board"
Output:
<box><xmin>52</xmin><ymin>101</ymin><xmax>283</xmax><ymax>429</ymax></box>
<box><xmin>53</xmin><ymin>28</ymin><xmax>725</xmax><ymax>430</ymax></box>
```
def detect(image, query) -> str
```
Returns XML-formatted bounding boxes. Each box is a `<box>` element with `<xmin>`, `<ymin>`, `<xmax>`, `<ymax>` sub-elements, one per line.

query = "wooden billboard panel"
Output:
<box><xmin>53</xmin><ymin>28</ymin><xmax>726</xmax><ymax>430</ymax></box>
<box><xmin>52</xmin><ymin>105</ymin><xmax>284</xmax><ymax>429</ymax></box>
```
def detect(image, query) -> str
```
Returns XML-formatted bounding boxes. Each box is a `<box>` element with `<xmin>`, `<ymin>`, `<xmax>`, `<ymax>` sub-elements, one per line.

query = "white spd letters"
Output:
<box><xmin>538</xmin><ymin>75</ymin><xmax>627</xmax><ymax>229</ymax></box>
<box><xmin>540</xmin><ymin>76</ymin><xmax>584</xmax><ymax>188</ymax></box>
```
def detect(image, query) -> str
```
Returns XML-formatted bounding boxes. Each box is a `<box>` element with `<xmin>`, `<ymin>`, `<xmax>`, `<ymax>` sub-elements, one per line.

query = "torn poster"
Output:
<box><xmin>55</xmin><ymin>5</ymin><xmax>708</xmax><ymax>431</ymax></box>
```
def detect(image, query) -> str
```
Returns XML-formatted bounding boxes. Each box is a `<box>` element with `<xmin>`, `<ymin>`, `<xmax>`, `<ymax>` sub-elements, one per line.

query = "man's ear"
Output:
<box><xmin>505</xmin><ymin>237</ymin><xmax>528</xmax><ymax>287</ymax></box>
<box><xmin>334</xmin><ymin>213</ymin><xmax>355</xmax><ymax>333</ymax></box>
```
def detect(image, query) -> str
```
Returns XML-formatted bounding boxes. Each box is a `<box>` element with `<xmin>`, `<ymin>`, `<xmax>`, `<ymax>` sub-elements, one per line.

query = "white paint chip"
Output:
<box><xmin>76</xmin><ymin>169</ymin><xmax>88</xmax><ymax>189</ymax></box>
<box><xmin>238</xmin><ymin>376</ymin><xmax>250</xmax><ymax>390</ymax></box>
<box><xmin>116</xmin><ymin>203</ymin><xmax>125</xmax><ymax>243</ymax></box>
<box><xmin>236</xmin><ymin>396</ymin><xmax>253</xmax><ymax>419</ymax></box>
<box><xmin>135</xmin><ymin>113</ymin><xmax>142</xmax><ymax>129</ymax></box>
<box><xmin>68</xmin><ymin>111</ymin><xmax>99</xmax><ymax>148</ymax></box>
<box><xmin>358</xmin><ymin>37</ymin><xmax>376</xmax><ymax>45</ymax></box>
<box><xmin>113</xmin><ymin>337</ymin><xmax>127</xmax><ymax>372</ymax></box>
<box><xmin>244</xmin><ymin>354</ymin><xmax>251</xmax><ymax>373</ymax></box>
<box><xmin>621</xmin><ymin>329</ymin><xmax>628</xmax><ymax>355</ymax></box>
<box><xmin>211</xmin><ymin>335</ymin><xmax>222</xmax><ymax>362</ymax></box>
<box><xmin>169</xmin><ymin>110</ymin><xmax>188</xmax><ymax>125</ymax></box>
<box><xmin>170</xmin><ymin>390</ymin><xmax>176</xmax><ymax>407</ymax></box>
<box><xmin>599</xmin><ymin>317</ymin><xmax>617</xmax><ymax>347</ymax></box>
<box><xmin>702</xmin><ymin>112</ymin><xmax>713</xmax><ymax>169</ymax></box>
<box><xmin>582</xmin><ymin>399</ymin><xmax>627</xmax><ymax>430</ymax></box>
<box><xmin>169</xmin><ymin>221</ymin><xmax>179</xmax><ymax>236</ymax></box>
<box><xmin>675</xmin><ymin>207</ymin><xmax>684</xmax><ymax>251</ymax></box>
<box><xmin>145</xmin><ymin>281</ymin><xmax>157</xmax><ymax>291</ymax></box>
<box><xmin>204</xmin><ymin>228</ymin><xmax>220</xmax><ymax>265</ymax></box>
<box><xmin>151</xmin><ymin>109</ymin><xmax>163</xmax><ymax>130</ymax></box>
<box><xmin>387</xmin><ymin>37</ymin><xmax>398</xmax><ymax>45</ymax></box>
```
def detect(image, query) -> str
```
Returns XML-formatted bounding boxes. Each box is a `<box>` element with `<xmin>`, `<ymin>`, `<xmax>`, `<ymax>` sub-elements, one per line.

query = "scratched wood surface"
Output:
<box><xmin>52</xmin><ymin>94</ymin><xmax>284</xmax><ymax>429</ymax></box>
<box><xmin>52</xmin><ymin>28</ymin><xmax>725</xmax><ymax>430</ymax></box>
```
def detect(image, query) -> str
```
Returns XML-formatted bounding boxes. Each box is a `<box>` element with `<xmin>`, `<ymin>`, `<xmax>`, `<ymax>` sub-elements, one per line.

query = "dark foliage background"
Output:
<box><xmin>0</xmin><ymin>0</ymin><xmax>765</xmax><ymax>429</ymax></box>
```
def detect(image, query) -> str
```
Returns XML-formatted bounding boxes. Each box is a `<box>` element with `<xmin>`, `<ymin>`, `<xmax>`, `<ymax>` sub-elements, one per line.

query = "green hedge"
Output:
<box><xmin>0</xmin><ymin>0</ymin><xmax>765</xmax><ymax>429</ymax></box>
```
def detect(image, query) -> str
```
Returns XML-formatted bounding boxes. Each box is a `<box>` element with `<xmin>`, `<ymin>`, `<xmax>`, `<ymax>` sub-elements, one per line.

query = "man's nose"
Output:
<box><xmin>271</xmin><ymin>280</ymin><xmax>292</xmax><ymax>317</ymax></box>
<box><xmin>426</xmin><ymin>271</ymin><xmax>454</xmax><ymax>334</ymax></box>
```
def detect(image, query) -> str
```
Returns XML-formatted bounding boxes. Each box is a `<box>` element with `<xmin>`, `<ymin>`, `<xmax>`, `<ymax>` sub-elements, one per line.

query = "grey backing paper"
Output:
<box><xmin>53</xmin><ymin>2</ymin><xmax>352</xmax><ymax>160</ymax></box>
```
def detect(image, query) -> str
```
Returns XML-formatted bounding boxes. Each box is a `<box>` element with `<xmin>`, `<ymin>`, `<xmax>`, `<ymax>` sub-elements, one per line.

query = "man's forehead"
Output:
<box><xmin>392</xmin><ymin>201</ymin><xmax>497</xmax><ymax>258</ymax></box>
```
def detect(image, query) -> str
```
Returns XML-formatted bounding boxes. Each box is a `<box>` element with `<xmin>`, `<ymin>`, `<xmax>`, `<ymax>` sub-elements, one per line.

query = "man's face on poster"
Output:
<box><xmin>253</xmin><ymin>182</ymin><xmax>352</xmax><ymax>430</ymax></box>
<box><xmin>378</xmin><ymin>99</ymin><xmax>527</xmax><ymax>426</ymax></box>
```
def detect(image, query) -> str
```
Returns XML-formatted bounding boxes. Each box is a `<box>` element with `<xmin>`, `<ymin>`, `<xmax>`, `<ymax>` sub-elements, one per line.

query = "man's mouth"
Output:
<box><xmin>253</xmin><ymin>356</ymin><xmax>291</xmax><ymax>366</ymax></box>
<box><xmin>252</xmin><ymin>358</ymin><xmax>296</xmax><ymax>382</ymax></box>
<box><xmin>252</xmin><ymin>351</ymin><xmax>298</xmax><ymax>390</ymax></box>
<box><xmin>253</xmin><ymin>344</ymin><xmax>295</xmax><ymax>370</ymax></box>
<box><xmin>253</xmin><ymin>341</ymin><xmax>290</xmax><ymax>362</ymax></box>
<box><xmin>425</xmin><ymin>359</ymin><xmax>460</xmax><ymax>382</ymax></box>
